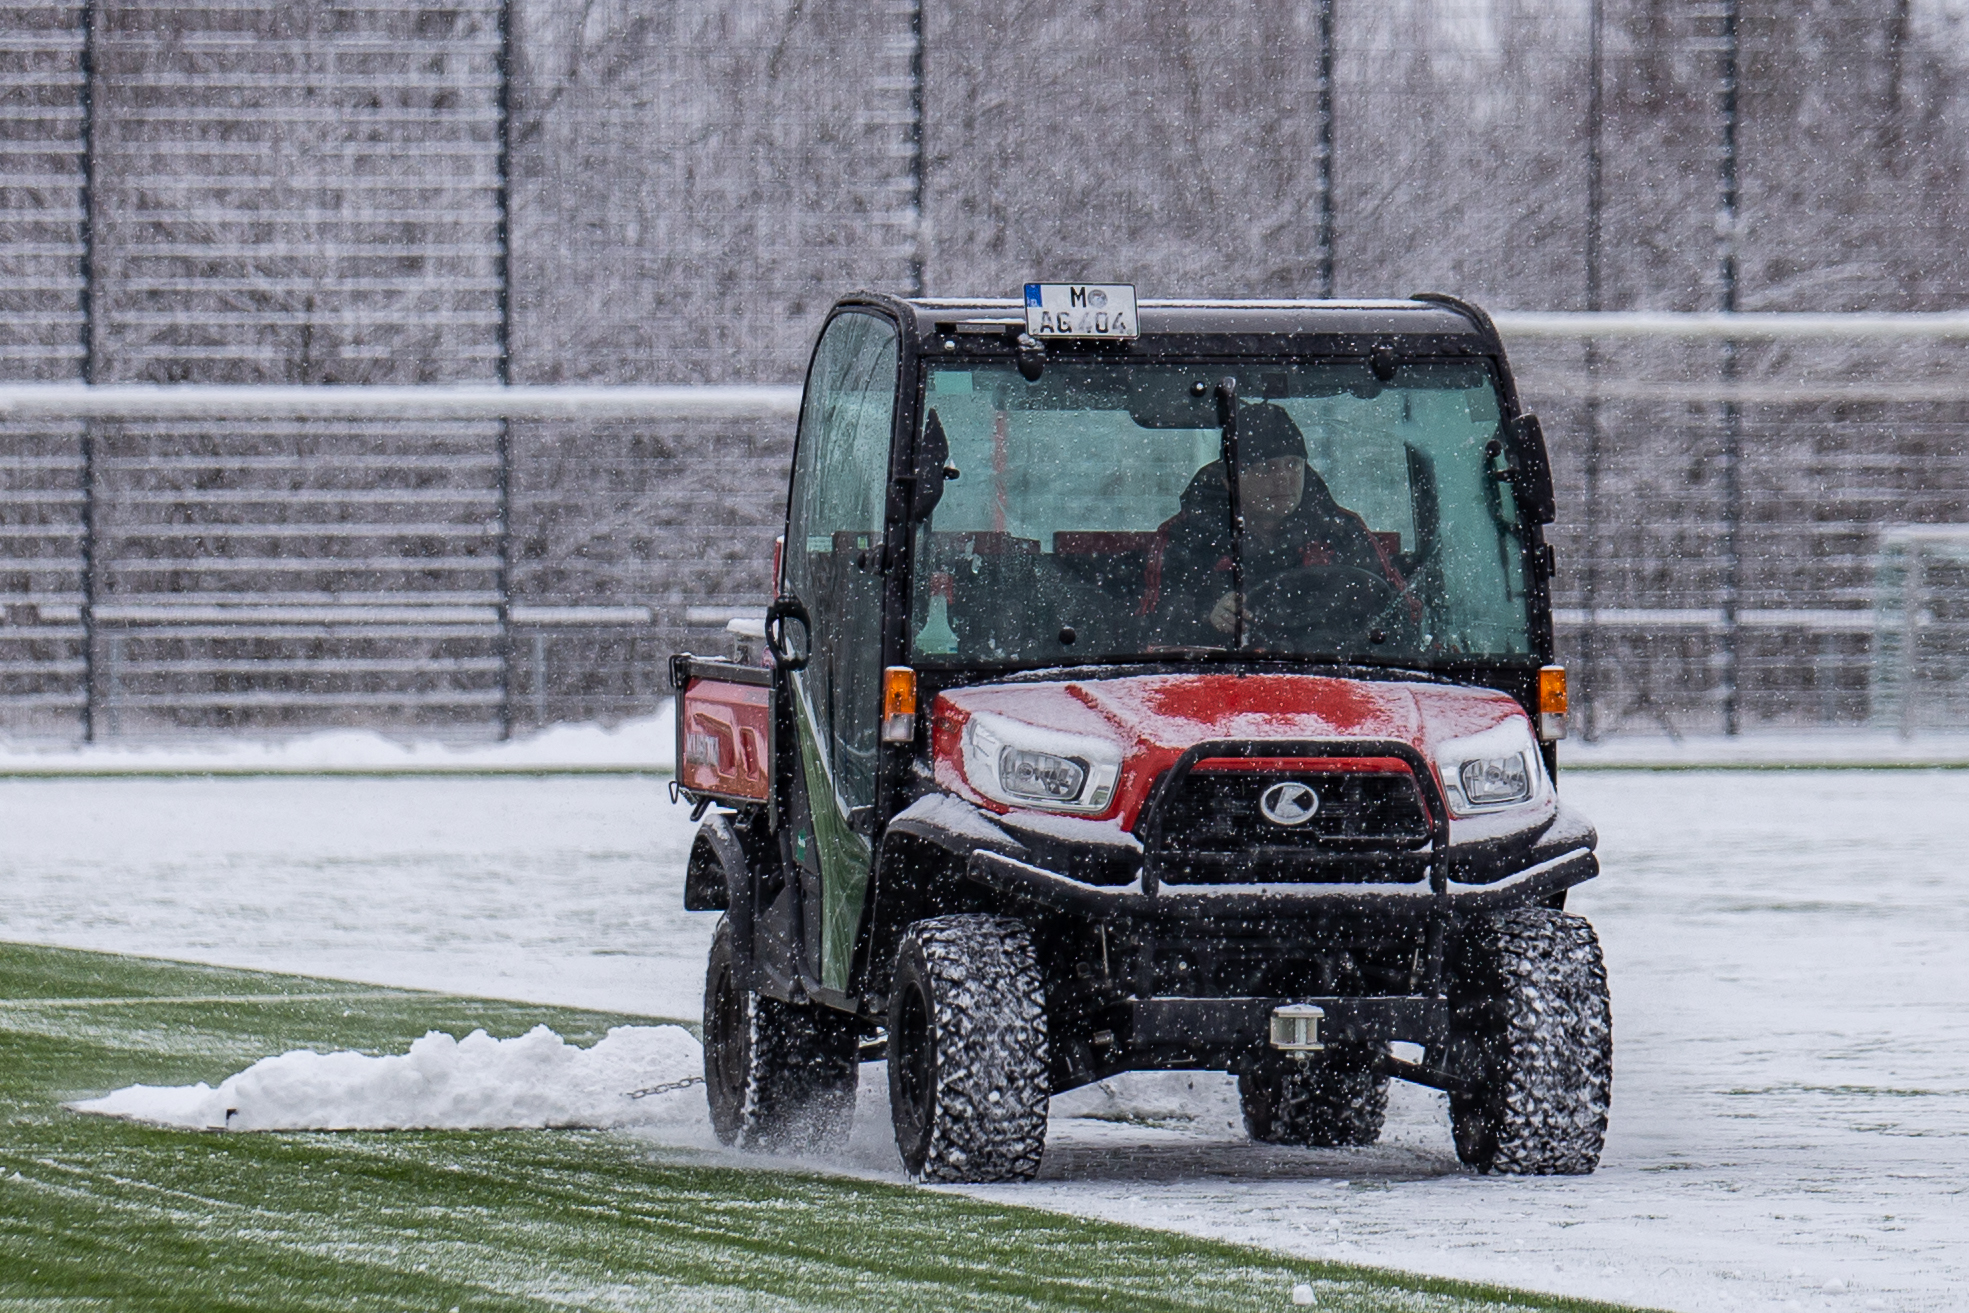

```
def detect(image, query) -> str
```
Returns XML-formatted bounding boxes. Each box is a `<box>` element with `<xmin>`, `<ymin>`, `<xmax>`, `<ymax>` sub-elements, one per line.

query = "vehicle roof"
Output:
<box><xmin>890</xmin><ymin>295</ymin><xmax>1494</xmax><ymax>344</ymax></box>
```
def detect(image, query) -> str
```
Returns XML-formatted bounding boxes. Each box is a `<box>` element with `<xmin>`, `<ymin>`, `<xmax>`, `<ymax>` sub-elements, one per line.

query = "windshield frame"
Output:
<box><xmin>887</xmin><ymin>341</ymin><xmax>1554</xmax><ymax>680</ymax></box>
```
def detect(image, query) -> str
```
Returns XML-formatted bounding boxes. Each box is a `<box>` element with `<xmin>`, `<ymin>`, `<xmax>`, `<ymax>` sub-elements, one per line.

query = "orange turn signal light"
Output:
<box><xmin>881</xmin><ymin>666</ymin><xmax>918</xmax><ymax>743</ymax></box>
<box><xmin>1537</xmin><ymin>665</ymin><xmax>1568</xmax><ymax>741</ymax></box>
<box><xmin>1538</xmin><ymin>665</ymin><xmax>1568</xmax><ymax>715</ymax></box>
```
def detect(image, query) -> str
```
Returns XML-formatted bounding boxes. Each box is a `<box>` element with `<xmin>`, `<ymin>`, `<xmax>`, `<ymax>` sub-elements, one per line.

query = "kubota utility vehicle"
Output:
<box><xmin>672</xmin><ymin>287</ymin><xmax>1611</xmax><ymax>1182</ymax></box>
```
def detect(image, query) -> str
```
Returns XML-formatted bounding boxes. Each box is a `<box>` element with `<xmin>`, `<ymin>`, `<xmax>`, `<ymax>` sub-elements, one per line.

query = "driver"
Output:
<box><xmin>1144</xmin><ymin>403</ymin><xmax>1412</xmax><ymax>645</ymax></box>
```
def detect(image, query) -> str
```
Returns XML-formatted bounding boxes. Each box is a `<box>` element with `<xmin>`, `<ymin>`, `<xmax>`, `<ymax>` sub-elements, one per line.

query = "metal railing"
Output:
<box><xmin>1492</xmin><ymin>311</ymin><xmax>1969</xmax><ymax>737</ymax></box>
<box><xmin>8</xmin><ymin>316</ymin><xmax>1969</xmax><ymax>740</ymax></box>
<box><xmin>0</xmin><ymin>385</ymin><xmax>796</xmax><ymax>740</ymax></box>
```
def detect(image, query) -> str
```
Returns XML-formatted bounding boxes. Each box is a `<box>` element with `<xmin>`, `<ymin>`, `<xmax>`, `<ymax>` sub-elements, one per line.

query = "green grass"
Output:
<box><xmin>0</xmin><ymin>943</ymin><xmax>1649</xmax><ymax>1312</ymax></box>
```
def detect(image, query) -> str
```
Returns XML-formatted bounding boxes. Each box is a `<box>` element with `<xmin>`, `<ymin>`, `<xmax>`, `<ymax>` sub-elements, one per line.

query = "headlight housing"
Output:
<box><xmin>1437</xmin><ymin>717</ymin><xmax>1547</xmax><ymax>816</ymax></box>
<box><xmin>962</xmin><ymin>712</ymin><xmax>1121</xmax><ymax>814</ymax></box>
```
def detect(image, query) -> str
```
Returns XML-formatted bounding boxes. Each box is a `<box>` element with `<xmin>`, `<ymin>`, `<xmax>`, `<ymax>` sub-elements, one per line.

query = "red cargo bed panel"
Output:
<box><xmin>679</xmin><ymin>677</ymin><xmax>772</xmax><ymax>803</ymax></box>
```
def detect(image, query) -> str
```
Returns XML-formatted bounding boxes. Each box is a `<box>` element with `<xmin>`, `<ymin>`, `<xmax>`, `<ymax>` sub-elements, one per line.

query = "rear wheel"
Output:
<box><xmin>1238</xmin><ymin>1044</ymin><xmax>1389</xmax><ymax>1147</ymax></box>
<box><xmin>1447</xmin><ymin>906</ymin><xmax>1613</xmax><ymax>1175</ymax></box>
<box><xmin>887</xmin><ymin>914</ymin><xmax>1049</xmax><ymax>1183</ymax></box>
<box><xmin>703</xmin><ymin>915</ymin><xmax>858</xmax><ymax>1153</ymax></box>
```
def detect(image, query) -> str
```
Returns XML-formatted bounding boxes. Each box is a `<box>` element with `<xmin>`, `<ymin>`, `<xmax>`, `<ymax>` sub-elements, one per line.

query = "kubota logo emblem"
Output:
<box><xmin>1259</xmin><ymin>781</ymin><xmax>1319</xmax><ymax>826</ymax></box>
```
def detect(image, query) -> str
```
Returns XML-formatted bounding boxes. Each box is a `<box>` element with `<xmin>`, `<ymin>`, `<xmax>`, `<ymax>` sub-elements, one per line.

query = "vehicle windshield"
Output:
<box><xmin>908</xmin><ymin>357</ymin><xmax>1534</xmax><ymax>666</ymax></box>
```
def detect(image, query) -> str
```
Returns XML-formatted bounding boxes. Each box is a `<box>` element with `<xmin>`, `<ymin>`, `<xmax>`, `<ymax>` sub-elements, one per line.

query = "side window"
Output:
<box><xmin>784</xmin><ymin>312</ymin><xmax>901</xmax><ymax>600</ymax></box>
<box><xmin>782</xmin><ymin>311</ymin><xmax>900</xmax><ymax>828</ymax></box>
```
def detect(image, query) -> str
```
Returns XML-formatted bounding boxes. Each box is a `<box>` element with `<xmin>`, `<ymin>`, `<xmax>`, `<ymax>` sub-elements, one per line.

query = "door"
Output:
<box><xmin>780</xmin><ymin>310</ymin><xmax>900</xmax><ymax>993</ymax></box>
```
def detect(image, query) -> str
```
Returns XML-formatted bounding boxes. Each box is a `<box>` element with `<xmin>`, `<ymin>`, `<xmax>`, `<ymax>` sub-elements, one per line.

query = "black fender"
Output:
<box><xmin>687</xmin><ymin>810</ymin><xmax>786</xmax><ymax>994</ymax></box>
<box><xmin>1445</xmin><ymin>800</ymin><xmax>1599</xmax><ymax>886</ymax></box>
<box><xmin>684</xmin><ymin>812</ymin><xmax>756</xmax><ymax>912</ymax></box>
<box><xmin>877</xmin><ymin>793</ymin><xmax>1030</xmax><ymax>917</ymax></box>
<box><xmin>855</xmin><ymin>794</ymin><xmax>1029</xmax><ymax>1005</ymax></box>
<box><xmin>1540</xmin><ymin>801</ymin><xmax>1598</xmax><ymax>861</ymax></box>
<box><xmin>694</xmin><ymin>805</ymin><xmax>789</xmax><ymax>907</ymax></box>
<box><xmin>883</xmin><ymin>793</ymin><xmax>1029</xmax><ymax>863</ymax></box>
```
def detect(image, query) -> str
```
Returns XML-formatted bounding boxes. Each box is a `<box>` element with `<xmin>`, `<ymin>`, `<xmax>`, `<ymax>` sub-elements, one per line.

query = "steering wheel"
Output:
<box><xmin>1242</xmin><ymin>565</ymin><xmax>1413</xmax><ymax>653</ymax></box>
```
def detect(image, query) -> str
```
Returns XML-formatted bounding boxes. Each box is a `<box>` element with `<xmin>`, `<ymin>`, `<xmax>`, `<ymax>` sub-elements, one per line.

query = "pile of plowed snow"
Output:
<box><xmin>71</xmin><ymin>1024</ymin><xmax>705</xmax><ymax>1132</ymax></box>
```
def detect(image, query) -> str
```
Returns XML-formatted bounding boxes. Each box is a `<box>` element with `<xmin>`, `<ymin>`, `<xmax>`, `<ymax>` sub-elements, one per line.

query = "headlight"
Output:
<box><xmin>1437</xmin><ymin>718</ymin><xmax>1545</xmax><ymax>816</ymax></box>
<box><xmin>999</xmin><ymin>747</ymin><xmax>1086</xmax><ymax>802</ymax></box>
<box><xmin>963</xmin><ymin>712</ymin><xmax>1121</xmax><ymax>814</ymax></box>
<box><xmin>1459</xmin><ymin>754</ymin><xmax>1531</xmax><ymax>805</ymax></box>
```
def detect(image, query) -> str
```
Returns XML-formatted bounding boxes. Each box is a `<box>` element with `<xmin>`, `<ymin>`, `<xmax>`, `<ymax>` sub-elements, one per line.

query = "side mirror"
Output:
<box><xmin>764</xmin><ymin>595</ymin><xmax>812</xmax><ymax>671</ymax></box>
<box><xmin>910</xmin><ymin>410</ymin><xmax>952</xmax><ymax>520</ymax></box>
<box><xmin>1509</xmin><ymin>413</ymin><xmax>1557</xmax><ymax>525</ymax></box>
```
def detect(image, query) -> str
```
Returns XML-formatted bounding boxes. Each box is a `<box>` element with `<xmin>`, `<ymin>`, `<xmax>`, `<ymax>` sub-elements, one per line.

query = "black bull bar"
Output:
<box><xmin>969</xmin><ymin>735</ymin><xmax>1595</xmax><ymax>948</ymax></box>
<box><xmin>970</xmin><ymin>843</ymin><xmax>1593</xmax><ymax>1089</ymax></box>
<box><xmin>957</xmin><ymin>739</ymin><xmax>1598</xmax><ymax>1085</ymax></box>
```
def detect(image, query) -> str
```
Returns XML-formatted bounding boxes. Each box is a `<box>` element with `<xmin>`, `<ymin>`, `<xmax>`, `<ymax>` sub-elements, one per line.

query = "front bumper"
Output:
<box><xmin>897</xmin><ymin>734</ymin><xmax>1600</xmax><ymax>924</ymax></box>
<box><xmin>970</xmin><ymin>835</ymin><xmax>1593</xmax><ymax>1093</ymax></box>
<box><xmin>968</xmin><ymin>841</ymin><xmax>1596</xmax><ymax>927</ymax></box>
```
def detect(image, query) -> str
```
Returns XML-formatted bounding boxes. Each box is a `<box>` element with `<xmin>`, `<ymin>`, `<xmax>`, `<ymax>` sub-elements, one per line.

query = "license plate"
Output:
<box><xmin>1024</xmin><ymin>283</ymin><xmax>1138</xmax><ymax>339</ymax></box>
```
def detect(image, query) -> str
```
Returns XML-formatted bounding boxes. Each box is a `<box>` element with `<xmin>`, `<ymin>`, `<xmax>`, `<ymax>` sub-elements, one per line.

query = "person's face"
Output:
<box><xmin>1242</xmin><ymin>455</ymin><xmax>1306</xmax><ymax>521</ymax></box>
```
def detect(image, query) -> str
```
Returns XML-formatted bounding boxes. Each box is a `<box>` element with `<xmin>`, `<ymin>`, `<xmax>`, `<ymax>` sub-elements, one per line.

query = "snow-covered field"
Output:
<box><xmin>4</xmin><ymin>764</ymin><xmax>1966</xmax><ymax>1313</ymax></box>
<box><xmin>0</xmin><ymin>711</ymin><xmax>675</xmax><ymax>777</ymax></box>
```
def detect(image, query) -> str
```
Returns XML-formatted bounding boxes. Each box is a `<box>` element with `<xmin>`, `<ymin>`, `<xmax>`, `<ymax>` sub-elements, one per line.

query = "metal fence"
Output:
<box><xmin>11</xmin><ymin>318</ymin><xmax>1969</xmax><ymax>742</ymax></box>
<box><xmin>0</xmin><ymin>385</ymin><xmax>796</xmax><ymax>739</ymax></box>
<box><xmin>1503</xmin><ymin>315</ymin><xmax>1969</xmax><ymax>739</ymax></box>
<box><xmin>10</xmin><ymin>3</ymin><xmax>1969</xmax><ymax>739</ymax></box>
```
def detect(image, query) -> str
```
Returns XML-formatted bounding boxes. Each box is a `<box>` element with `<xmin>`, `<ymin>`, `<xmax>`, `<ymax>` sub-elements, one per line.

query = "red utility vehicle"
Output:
<box><xmin>672</xmin><ymin>289</ymin><xmax>1611</xmax><ymax>1182</ymax></box>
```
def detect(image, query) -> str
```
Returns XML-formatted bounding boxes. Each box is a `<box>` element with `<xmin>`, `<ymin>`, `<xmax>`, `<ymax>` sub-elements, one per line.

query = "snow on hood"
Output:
<box><xmin>932</xmin><ymin>671</ymin><xmax>1529</xmax><ymax>828</ymax></box>
<box><xmin>69</xmin><ymin>1024</ymin><xmax>704</xmax><ymax>1132</ymax></box>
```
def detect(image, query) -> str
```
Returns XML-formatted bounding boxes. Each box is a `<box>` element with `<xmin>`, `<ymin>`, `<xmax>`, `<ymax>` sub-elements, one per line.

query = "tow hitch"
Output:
<box><xmin>1269</xmin><ymin>1003</ymin><xmax>1327</xmax><ymax>1054</ymax></box>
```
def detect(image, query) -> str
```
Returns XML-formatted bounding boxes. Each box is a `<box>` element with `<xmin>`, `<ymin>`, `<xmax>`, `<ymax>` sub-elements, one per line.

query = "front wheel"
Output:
<box><xmin>703</xmin><ymin>915</ymin><xmax>858</xmax><ymax>1152</ymax></box>
<box><xmin>887</xmin><ymin>914</ymin><xmax>1049</xmax><ymax>1183</ymax></box>
<box><xmin>1447</xmin><ymin>906</ymin><xmax>1613</xmax><ymax>1175</ymax></box>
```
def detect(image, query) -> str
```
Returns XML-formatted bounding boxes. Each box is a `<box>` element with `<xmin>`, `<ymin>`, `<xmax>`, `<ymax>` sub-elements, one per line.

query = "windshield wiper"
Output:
<box><xmin>1214</xmin><ymin>376</ymin><xmax>1245</xmax><ymax>651</ymax></box>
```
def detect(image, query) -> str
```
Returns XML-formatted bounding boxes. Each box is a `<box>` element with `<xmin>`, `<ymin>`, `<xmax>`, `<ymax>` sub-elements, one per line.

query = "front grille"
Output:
<box><xmin>1151</xmin><ymin>767</ymin><xmax>1432</xmax><ymax>885</ymax></box>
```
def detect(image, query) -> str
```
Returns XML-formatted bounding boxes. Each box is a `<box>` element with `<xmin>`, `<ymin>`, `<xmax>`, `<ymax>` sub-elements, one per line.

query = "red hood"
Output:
<box><xmin>931</xmin><ymin>672</ymin><xmax>1529</xmax><ymax>828</ymax></box>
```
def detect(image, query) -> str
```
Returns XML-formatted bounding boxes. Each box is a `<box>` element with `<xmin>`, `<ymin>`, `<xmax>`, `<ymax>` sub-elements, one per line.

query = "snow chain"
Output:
<box><xmin>623</xmin><ymin>1074</ymin><xmax>706</xmax><ymax>1101</ymax></box>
